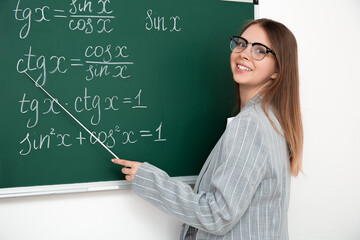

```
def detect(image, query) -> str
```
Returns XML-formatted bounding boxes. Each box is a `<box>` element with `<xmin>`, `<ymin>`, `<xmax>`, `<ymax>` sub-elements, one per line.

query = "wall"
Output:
<box><xmin>260</xmin><ymin>0</ymin><xmax>360</xmax><ymax>239</ymax></box>
<box><xmin>1</xmin><ymin>0</ymin><xmax>359</xmax><ymax>239</ymax></box>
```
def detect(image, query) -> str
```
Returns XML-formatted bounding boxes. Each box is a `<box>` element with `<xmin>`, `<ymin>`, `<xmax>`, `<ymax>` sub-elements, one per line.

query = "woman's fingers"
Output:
<box><xmin>112</xmin><ymin>158</ymin><xmax>131</xmax><ymax>167</ymax></box>
<box><xmin>111</xmin><ymin>158</ymin><xmax>142</xmax><ymax>182</ymax></box>
<box><xmin>125</xmin><ymin>174</ymin><xmax>135</xmax><ymax>181</ymax></box>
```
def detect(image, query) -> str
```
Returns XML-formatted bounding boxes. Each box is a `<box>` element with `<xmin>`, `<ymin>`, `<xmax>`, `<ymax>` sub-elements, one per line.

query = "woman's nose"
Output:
<box><xmin>240</xmin><ymin>45</ymin><xmax>252</xmax><ymax>60</ymax></box>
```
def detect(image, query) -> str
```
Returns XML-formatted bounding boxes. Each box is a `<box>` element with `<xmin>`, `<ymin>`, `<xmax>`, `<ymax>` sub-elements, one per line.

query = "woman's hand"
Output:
<box><xmin>111</xmin><ymin>159</ymin><xmax>142</xmax><ymax>181</ymax></box>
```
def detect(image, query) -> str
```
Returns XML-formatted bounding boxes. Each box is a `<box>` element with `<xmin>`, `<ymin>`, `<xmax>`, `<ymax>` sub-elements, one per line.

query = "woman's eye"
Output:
<box><xmin>255</xmin><ymin>47</ymin><xmax>266</xmax><ymax>55</ymax></box>
<box><xmin>239</xmin><ymin>42</ymin><xmax>246</xmax><ymax>48</ymax></box>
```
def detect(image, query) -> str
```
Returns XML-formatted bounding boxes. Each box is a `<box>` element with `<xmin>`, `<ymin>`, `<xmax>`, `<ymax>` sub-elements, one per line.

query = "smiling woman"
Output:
<box><xmin>230</xmin><ymin>23</ymin><xmax>279</xmax><ymax>109</ymax></box>
<box><xmin>112</xmin><ymin>18</ymin><xmax>303</xmax><ymax>240</ymax></box>
<box><xmin>232</xmin><ymin>19</ymin><xmax>303</xmax><ymax>176</ymax></box>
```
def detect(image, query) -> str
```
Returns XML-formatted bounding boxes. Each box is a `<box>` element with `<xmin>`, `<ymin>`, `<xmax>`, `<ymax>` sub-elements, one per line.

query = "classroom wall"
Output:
<box><xmin>1</xmin><ymin>0</ymin><xmax>359</xmax><ymax>239</ymax></box>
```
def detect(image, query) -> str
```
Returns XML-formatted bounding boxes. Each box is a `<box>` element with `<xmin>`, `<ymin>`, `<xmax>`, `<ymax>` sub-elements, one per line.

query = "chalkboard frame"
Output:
<box><xmin>0</xmin><ymin>175</ymin><xmax>197</xmax><ymax>198</ymax></box>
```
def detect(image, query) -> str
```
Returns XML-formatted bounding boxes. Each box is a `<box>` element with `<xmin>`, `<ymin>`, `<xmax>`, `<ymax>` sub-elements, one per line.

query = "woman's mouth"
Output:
<box><xmin>236</xmin><ymin>64</ymin><xmax>252</xmax><ymax>72</ymax></box>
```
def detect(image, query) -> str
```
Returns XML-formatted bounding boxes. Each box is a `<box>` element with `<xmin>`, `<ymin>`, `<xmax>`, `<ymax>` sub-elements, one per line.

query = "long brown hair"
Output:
<box><xmin>234</xmin><ymin>18</ymin><xmax>303</xmax><ymax>176</ymax></box>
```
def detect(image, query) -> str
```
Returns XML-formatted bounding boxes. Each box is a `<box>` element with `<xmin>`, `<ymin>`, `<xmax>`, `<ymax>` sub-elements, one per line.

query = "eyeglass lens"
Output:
<box><xmin>230</xmin><ymin>37</ymin><xmax>268</xmax><ymax>60</ymax></box>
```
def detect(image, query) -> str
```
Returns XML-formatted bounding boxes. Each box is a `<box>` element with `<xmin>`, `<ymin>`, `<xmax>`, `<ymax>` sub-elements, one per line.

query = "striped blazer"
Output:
<box><xmin>132</xmin><ymin>96</ymin><xmax>291</xmax><ymax>240</ymax></box>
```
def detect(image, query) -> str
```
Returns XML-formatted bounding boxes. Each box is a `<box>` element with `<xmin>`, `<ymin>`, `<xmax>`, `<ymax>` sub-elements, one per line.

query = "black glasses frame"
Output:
<box><xmin>230</xmin><ymin>36</ymin><xmax>276</xmax><ymax>59</ymax></box>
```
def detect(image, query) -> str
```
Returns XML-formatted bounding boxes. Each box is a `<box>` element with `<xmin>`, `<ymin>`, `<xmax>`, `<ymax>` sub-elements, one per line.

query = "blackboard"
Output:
<box><xmin>0</xmin><ymin>0</ymin><xmax>254</xmax><ymax>197</ymax></box>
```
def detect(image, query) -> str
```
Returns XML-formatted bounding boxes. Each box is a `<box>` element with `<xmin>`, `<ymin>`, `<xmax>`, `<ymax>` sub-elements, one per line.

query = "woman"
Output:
<box><xmin>112</xmin><ymin>18</ymin><xmax>303</xmax><ymax>240</ymax></box>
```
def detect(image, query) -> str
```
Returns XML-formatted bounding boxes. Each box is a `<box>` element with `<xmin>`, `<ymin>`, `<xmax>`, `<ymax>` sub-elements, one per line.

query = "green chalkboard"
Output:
<box><xmin>0</xmin><ymin>0</ymin><xmax>254</xmax><ymax>192</ymax></box>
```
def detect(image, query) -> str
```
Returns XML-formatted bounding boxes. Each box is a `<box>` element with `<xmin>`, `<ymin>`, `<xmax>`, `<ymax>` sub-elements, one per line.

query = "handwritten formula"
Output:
<box><xmin>12</xmin><ymin>0</ymin><xmax>182</xmax><ymax>157</ymax></box>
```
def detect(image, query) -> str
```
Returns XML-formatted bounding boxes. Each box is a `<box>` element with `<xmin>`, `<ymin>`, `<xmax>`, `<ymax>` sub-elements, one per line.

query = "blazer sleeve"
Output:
<box><xmin>131</xmin><ymin>113</ymin><xmax>268</xmax><ymax>235</ymax></box>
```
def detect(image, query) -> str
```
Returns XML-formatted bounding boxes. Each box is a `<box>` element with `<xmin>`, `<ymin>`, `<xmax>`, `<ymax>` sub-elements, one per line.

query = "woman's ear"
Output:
<box><xmin>270</xmin><ymin>71</ymin><xmax>278</xmax><ymax>79</ymax></box>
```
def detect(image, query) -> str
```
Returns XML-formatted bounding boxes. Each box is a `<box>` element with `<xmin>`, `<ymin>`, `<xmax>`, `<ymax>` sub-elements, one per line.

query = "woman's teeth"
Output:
<box><xmin>237</xmin><ymin>65</ymin><xmax>252</xmax><ymax>71</ymax></box>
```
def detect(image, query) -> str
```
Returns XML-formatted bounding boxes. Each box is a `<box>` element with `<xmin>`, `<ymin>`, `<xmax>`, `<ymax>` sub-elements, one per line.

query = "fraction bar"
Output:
<box><xmin>85</xmin><ymin>61</ymin><xmax>134</xmax><ymax>65</ymax></box>
<box><xmin>70</xmin><ymin>15</ymin><xmax>115</xmax><ymax>19</ymax></box>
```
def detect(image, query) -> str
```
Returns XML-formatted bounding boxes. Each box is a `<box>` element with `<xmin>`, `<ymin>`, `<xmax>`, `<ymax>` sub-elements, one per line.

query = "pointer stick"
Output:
<box><xmin>23</xmin><ymin>71</ymin><xmax>119</xmax><ymax>159</ymax></box>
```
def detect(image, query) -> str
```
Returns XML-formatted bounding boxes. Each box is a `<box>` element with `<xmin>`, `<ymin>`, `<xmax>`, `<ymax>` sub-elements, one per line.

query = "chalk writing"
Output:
<box><xmin>16</xmin><ymin>43</ymin><xmax>133</xmax><ymax>86</ymax></box>
<box><xmin>14</xmin><ymin>0</ymin><xmax>115</xmax><ymax>39</ymax></box>
<box><xmin>12</xmin><ymin>0</ymin><xmax>175</xmax><ymax>158</ymax></box>
<box><xmin>16</xmin><ymin>46</ymin><xmax>67</xmax><ymax>87</ymax></box>
<box><xmin>14</xmin><ymin>0</ymin><xmax>50</xmax><ymax>39</ymax></box>
<box><xmin>145</xmin><ymin>9</ymin><xmax>181</xmax><ymax>32</ymax></box>
<box><xmin>19</xmin><ymin>122</ymin><xmax>166</xmax><ymax>156</ymax></box>
<box><xmin>19</xmin><ymin>88</ymin><xmax>148</xmax><ymax>128</ymax></box>
<box><xmin>62</xmin><ymin>0</ymin><xmax>114</xmax><ymax>34</ymax></box>
<box><xmin>83</xmin><ymin>44</ymin><xmax>133</xmax><ymax>81</ymax></box>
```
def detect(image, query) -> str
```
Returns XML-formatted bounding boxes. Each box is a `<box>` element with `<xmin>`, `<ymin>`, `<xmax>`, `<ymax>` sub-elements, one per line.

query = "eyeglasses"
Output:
<box><xmin>230</xmin><ymin>36</ymin><xmax>276</xmax><ymax>60</ymax></box>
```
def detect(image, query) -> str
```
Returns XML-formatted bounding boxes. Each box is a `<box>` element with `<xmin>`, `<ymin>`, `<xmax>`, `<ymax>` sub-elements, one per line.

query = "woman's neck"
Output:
<box><xmin>239</xmin><ymin>87</ymin><xmax>260</xmax><ymax>110</ymax></box>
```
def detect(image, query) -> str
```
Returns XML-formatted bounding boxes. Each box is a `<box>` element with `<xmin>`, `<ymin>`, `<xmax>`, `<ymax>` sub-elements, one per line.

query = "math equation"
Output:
<box><xmin>12</xmin><ymin>0</ymin><xmax>183</xmax><ymax>157</ymax></box>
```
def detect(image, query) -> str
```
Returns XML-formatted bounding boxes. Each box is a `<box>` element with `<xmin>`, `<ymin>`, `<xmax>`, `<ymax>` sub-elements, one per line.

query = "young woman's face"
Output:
<box><xmin>230</xmin><ymin>24</ymin><xmax>278</xmax><ymax>91</ymax></box>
